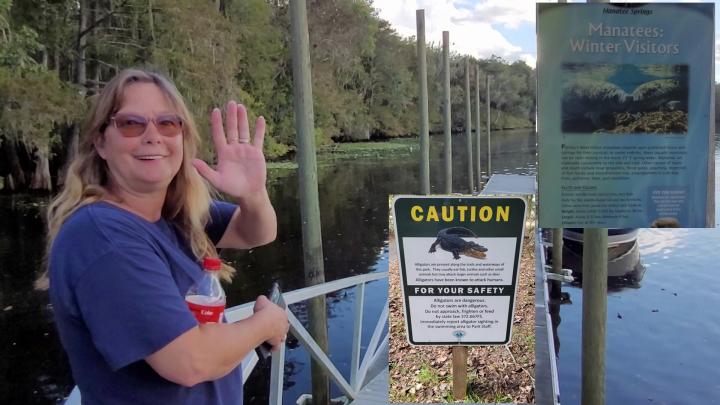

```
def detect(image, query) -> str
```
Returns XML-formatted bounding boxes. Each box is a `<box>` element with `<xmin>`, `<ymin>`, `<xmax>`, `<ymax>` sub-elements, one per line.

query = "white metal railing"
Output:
<box><xmin>224</xmin><ymin>271</ymin><xmax>389</xmax><ymax>404</ymax></box>
<box><xmin>65</xmin><ymin>272</ymin><xmax>389</xmax><ymax>405</ymax></box>
<box><xmin>536</xmin><ymin>228</ymin><xmax>562</xmax><ymax>405</ymax></box>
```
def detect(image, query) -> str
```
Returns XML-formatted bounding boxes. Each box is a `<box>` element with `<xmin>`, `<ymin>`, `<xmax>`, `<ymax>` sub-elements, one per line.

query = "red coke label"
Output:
<box><xmin>186</xmin><ymin>295</ymin><xmax>226</xmax><ymax>324</ymax></box>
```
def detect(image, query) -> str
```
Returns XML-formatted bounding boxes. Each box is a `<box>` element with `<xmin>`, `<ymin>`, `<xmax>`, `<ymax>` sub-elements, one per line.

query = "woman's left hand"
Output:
<box><xmin>192</xmin><ymin>101</ymin><xmax>267</xmax><ymax>199</ymax></box>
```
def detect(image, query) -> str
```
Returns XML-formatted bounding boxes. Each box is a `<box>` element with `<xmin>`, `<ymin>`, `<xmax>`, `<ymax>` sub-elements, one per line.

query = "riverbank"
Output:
<box><xmin>267</xmin><ymin>129</ymin><xmax>535</xmax><ymax>172</ymax></box>
<box><xmin>388</xmin><ymin>230</ymin><xmax>536</xmax><ymax>403</ymax></box>
<box><xmin>267</xmin><ymin>138</ymin><xmax>419</xmax><ymax>171</ymax></box>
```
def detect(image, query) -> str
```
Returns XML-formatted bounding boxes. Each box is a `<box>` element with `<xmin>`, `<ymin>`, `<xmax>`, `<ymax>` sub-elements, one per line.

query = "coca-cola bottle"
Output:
<box><xmin>185</xmin><ymin>257</ymin><xmax>226</xmax><ymax>324</ymax></box>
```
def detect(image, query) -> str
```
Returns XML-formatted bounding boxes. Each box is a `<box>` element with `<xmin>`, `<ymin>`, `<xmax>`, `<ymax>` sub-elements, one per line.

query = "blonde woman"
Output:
<box><xmin>41</xmin><ymin>68</ymin><xmax>288</xmax><ymax>403</ymax></box>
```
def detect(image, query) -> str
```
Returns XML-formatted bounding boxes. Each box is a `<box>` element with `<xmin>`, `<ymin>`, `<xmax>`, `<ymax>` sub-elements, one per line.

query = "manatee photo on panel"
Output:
<box><xmin>561</xmin><ymin>63</ymin><xmax>689</xmax><ymax>134</ymax></box>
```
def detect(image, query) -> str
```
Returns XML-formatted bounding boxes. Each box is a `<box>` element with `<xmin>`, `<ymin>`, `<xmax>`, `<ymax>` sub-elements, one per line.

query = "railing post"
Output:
<box><xmin>350</xmin><ymin>282</ymin><xmax>365</xmax><ymax>390</ymax></box>
<box><xmin>269</xmin><ymin>295</ymin><xmax>288</xmax><ymax>405</ymax></box>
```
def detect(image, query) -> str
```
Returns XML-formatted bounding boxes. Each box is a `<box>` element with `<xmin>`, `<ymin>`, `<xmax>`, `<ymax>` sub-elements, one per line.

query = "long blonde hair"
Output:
<box><xmin>36</xmin><ymin>68</ymin><xmax>235</xmax><ymax>289</ymax></box>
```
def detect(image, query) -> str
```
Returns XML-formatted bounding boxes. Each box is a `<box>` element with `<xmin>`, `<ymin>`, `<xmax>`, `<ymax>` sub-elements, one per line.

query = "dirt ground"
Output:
<box><xmin>388</xmin><ymin>230</ymin><xmax>536</xmax><ymax>403</ymax></box>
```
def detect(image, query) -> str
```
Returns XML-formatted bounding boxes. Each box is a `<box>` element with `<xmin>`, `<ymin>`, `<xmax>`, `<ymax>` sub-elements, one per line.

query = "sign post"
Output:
<box><xmin>392</xmin><ymin>196</ymin><xmax>527</xmax><ymax>346</ymax></box>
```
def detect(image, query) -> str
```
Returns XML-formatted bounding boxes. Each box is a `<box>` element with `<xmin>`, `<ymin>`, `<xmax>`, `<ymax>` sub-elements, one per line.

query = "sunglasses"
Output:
<box><xmin>108</xmin><ymin>113</ymin><xmax>184</xmax><ymax>137</ymax></box>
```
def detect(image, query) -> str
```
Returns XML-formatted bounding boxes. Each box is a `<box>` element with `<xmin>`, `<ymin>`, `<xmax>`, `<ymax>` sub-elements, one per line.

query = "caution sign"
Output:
<box><xmin>391</xmin><ymin>196</ymin><xmax>527</xmax><ymax>345</ymax></box>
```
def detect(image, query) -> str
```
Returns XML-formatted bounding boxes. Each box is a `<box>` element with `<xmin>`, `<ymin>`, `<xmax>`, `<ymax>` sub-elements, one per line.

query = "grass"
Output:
<box><xmin>491</xmin><ymin>393</ymin><xmax>515</xmax><ymax>403</ymax></box>
<box><xmin>524</xmin><ymin>333</ymin><xmax>535</xmax><ymax>347</ymax></box>
<box><xmin>266</xmin><ymin>139</ymin><xmax>415</xmax><ymax>175</ymax></box>
<box><xmin>417</xmin><ymin>363</ymin><xmax>441</xmax><ymax>385</ymax></box>
<box><xmin>266</xmin><ymin>161</ymin><xmax>298</xmax><ymax>170</ymax></box>
<box><xmin>443</xmin><ymin>390</ymin><xmax>514</xmax><ymax>403</ymax></box>
<box><xmin>317</xmin><ymin>139</ymin><xmax>416</xmax><ymax>160</ymax></box>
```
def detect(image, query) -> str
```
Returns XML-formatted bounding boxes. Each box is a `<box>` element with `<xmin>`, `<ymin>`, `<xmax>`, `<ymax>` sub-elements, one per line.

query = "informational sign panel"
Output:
<box><xmin>392</xmin><ymin>196</ymin><xmax>527</xmax><ymax>345</ymax></box>
<box><xmin>537</xmin><ymin>3</ymin><xmax>714</xmax><ymax>228</ymax></box>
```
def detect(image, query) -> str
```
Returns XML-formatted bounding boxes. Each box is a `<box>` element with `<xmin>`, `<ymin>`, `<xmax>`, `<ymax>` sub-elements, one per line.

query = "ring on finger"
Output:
<box><xmin>238</xmin><ymin>138</ymin><xmax>250</xmax><ymax>144</ymax></box>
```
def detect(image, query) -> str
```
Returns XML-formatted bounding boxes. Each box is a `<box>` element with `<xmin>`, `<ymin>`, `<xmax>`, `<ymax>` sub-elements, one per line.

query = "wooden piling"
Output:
<box><xmin>550</xmin><ymin>228</ymin><xmax>564</xmax><ymax>300</ymax></box>
<box><xmin>486</xmin><ymin>74</ymin><xmax>491</xmax><ymax>178</ymax></box>
<box><xmin>581</xmin><ymin>228</ymin><xmax>607</xmax><ymax>405</ymax></box>
<box><xmin>581</xmin><ymin>3</ymin><xmax>608</xmax><ymax>405</ymax></box>
<box><xmin>416</xmin><ymin>10</ymin><xmax>430</xmax><ymax>195</ymax></box>
<box><xmin>552</xmin><ymin>228</ymin><xmax>563</xmax><ymax>275</ymax></box>
<box><xmin>464</xmin><ymin>58</ymin><xmax>474</xmax><ymax>193</ymax></box>
<box><xmin>442</xmin><ymin>31</ymin><xmax>452</xmax><ymax>194</ymax></box>
<box><xmin>475</xmin><ymin>65</ymin><xmax>482</xmax><ymax>191</ymax></box>
<box><xmin>289</xmin><ymin>1</ymin><xmax>330</xmax><ymax>403</ymax></box>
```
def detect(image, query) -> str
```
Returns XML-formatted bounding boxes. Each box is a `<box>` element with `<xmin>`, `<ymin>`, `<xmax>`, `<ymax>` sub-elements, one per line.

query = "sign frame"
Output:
<box><xmin>391</xmin><ymin>195</ymin><xmax>528</xmax><ymax>346</ymax></box>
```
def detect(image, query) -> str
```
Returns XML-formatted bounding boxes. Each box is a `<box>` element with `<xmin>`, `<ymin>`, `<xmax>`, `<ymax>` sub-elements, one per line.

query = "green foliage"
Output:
<box><xmin>0</xmin><ymin>67</ymin><xmax>81</xmax><ymax>149</ymax></box>
<box><xmin>0</xmin><ymin>0</ymin><xmax>79</xmax><ymax>157</ymax></box>
<box><xmin>368</xmin><ymin>21</ymin><xmax>417</xmax><ymax>136</ymax></box>
<box><xmin>1</xmin><ymin>0</ymin><xmax>538</xmax><ymax>190</ymax></box>
<box><xmin>416</xmin><ymin>363</ymin><xmax>443</xmax><ymax>385</ymax></box>
<box><xmin>308</xmin><ymin>0</ymin><xmax>379</xmax><ymax>141</ymax></box>
<box><xmin>0</xmin><ymin>22</ymin><xmax>43</xmax><ymax>69</ymax></box>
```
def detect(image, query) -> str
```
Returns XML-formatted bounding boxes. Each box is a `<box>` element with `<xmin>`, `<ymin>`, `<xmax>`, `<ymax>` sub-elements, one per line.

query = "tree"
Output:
<box><xmin>308</xmin><ymin>0</ymin><xmax>378</xmax><ymax>142</ymax></box>
<box><xmin>0</xmin><ymin>0</ymin><xmax>79</xmax><ymax>191</ymax></box>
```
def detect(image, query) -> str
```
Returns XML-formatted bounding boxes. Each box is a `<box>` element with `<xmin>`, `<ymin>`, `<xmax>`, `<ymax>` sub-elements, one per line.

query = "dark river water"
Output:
<box><xmin>555</xmin><ymin>135</ymin><xmax>720</xmax><ymax>404</ymax></box>
<box><xmin>0</xmin><ymin>129</ymin><xmax>536</xmax><ymax>404</ymax></box>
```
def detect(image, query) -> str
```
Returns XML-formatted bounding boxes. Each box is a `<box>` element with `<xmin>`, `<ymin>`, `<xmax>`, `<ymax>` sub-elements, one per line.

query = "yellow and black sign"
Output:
<box><xmin>392</xmin><ymin>195</ymin><xmax>527</xmax><ymax>346</ymax></box>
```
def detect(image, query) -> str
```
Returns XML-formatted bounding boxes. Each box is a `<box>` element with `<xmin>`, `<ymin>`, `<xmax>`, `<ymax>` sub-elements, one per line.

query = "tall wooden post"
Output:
<box><xmin>582</xmin><ymin>228</ymin><xmax>607</xmax><ymax>405</ymax></box>
<box><xmin>289</xmin><ymin>1</ymin><xmax>329</xmax><ymax>403</ymax></box>
<box><xmin>552</xmin><ymin>0</ymin><xmax>567</xmax><ymax>302</ymax></box>
<box><xmin>442</xmin><ymin>31</ymin><xmax>452</xmax><ymax>194</ymax></box>
<box><xmin>475</xmin><ymin>65</ymin><xmax>482</xmax><ymax>191</ymax></box>
<box><xmin>464</xmin><ymin>58</ymin><xmax>474</xmax><ymax>193</ymax></box>
<box><xmin>486</xmin><ymin>74</ymin><xmax>491</xmax><ymax>178</ymax></box>
<box><xmin>581</xmin><ymin>2</ymin><xmax>608</xmax><ymax>405</ymax></box>
<box><xmin>416</xmin><ymin>10</ymin><xmax>430</xmax><ymax>195</ymax></box>
<box><xmin>552</xmin><ymin>229</ymin><xmax>563</xmax><ymax>273</ymax></box>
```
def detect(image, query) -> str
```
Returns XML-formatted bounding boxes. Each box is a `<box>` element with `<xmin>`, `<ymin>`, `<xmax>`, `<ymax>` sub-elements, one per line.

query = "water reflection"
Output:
<box><xmin>554</xmin><ymin>224</ymin><xmax>720</xmax><ymax>402</ymax></box>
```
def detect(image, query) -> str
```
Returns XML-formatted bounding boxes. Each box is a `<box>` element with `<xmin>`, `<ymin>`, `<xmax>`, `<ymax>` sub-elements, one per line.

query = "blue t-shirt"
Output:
<box><xmin>49</xmin><ymin>200</ymin><xmax>242</xmax><ymax>404</ymax></box>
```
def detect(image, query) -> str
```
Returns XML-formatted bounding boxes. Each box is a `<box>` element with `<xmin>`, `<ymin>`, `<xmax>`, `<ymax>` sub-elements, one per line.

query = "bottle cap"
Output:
<box><xmin>202</xmin><ymin>257</ymin><xmax>222</xmax><ymax>271</ymax></box>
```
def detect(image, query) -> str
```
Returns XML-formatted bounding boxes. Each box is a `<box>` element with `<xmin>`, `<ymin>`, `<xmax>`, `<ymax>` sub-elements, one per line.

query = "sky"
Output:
<box><xmin>371</xmin><ymin>0</ymin><xmax>720</xmax><ymax>80</ymax></box>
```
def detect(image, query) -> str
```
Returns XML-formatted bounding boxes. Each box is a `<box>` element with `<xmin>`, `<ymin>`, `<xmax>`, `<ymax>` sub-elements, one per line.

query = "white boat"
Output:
<box><xmin>561</xmin><ymin>228</ymin><xmax>645</xmax><ymax>280</ymax></box>
<box><xmin>562</xmin><ymin>228</ymin><xmax>639</xmax><ymax>246</ymax></box>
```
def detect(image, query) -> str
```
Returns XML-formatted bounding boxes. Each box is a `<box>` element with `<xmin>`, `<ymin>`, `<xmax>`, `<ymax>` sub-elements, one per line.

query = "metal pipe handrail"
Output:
<box><xmin>224</xmin><ymin>272</ymin><xmax>388</xmax><ymax>322</ymax></box>
<box><xmin>225</xmin><ymin>271</ymin><xmax>389</xmax><ymax>404</ymax></box>
<box><xmin>536</xmin><ymin>227</ymin><xmax>562</xmax><ymax>405</ymax></box>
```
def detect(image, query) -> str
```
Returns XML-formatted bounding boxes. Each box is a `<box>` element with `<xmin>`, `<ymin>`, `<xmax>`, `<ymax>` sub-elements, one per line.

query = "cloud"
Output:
<box><xmin>451</xmin><ymin>0</ymin><xmax>536</xmax><ymax>29</ymax></box>
<box><xmin>518</xmin><ymin>53</ymin><xmax>536</xmax><ymax>69</ymax></box>
<box><xmin>372</xmin><ymin>0</ymin><xmax>531</xmax><ymax>62</ymax></box>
